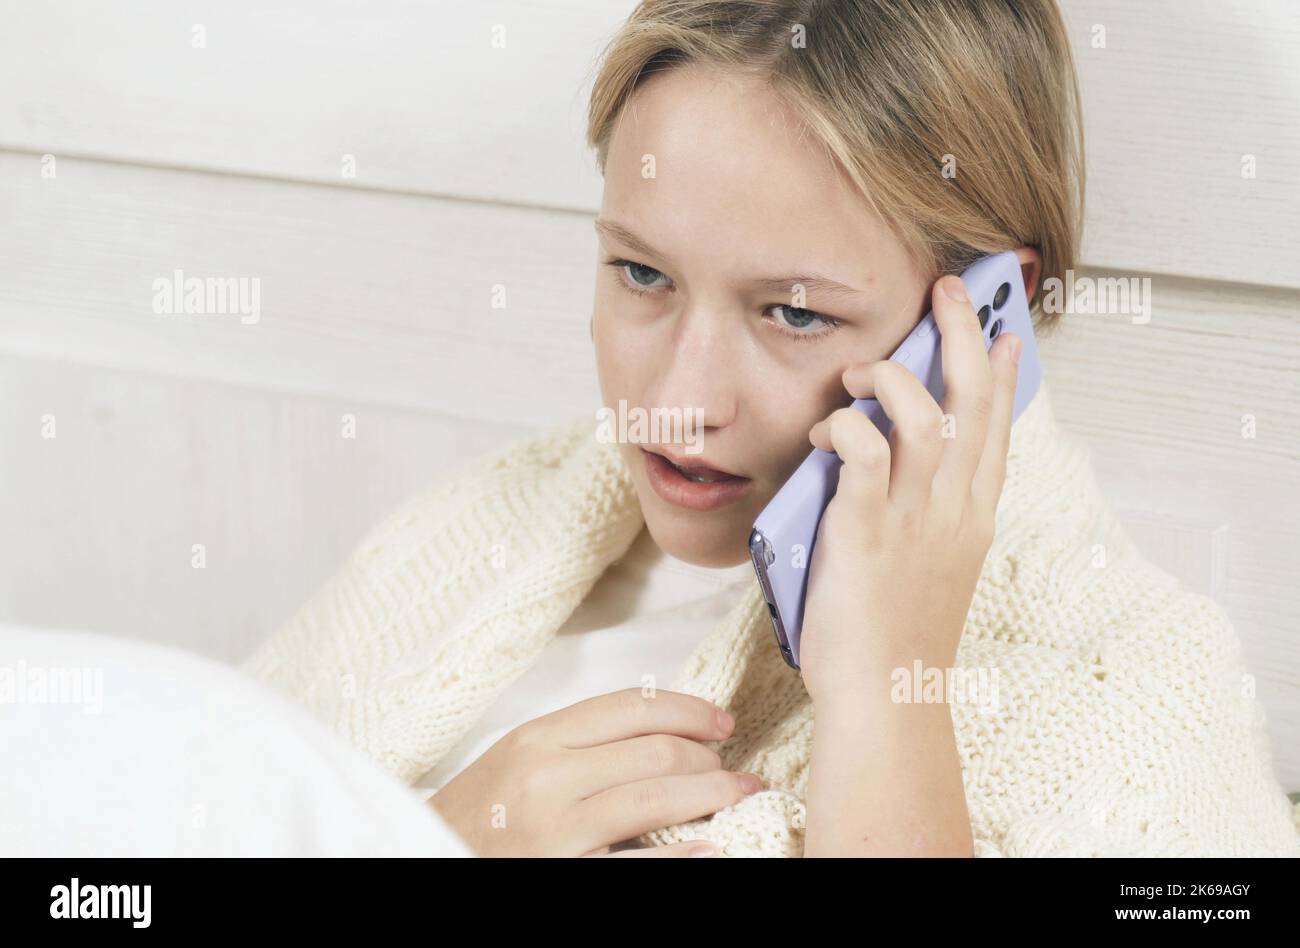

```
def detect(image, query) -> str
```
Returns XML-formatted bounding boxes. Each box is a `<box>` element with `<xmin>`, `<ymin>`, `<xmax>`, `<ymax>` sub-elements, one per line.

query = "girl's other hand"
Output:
<box><xmin>429</xmin><ymin>687</ymin><xmax>762</xmax><ymax>856</ymax></box>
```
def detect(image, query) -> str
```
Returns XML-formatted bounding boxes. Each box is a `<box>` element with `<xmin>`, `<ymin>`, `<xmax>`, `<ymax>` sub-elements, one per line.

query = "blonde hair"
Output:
<box><xmin>586</xmin><ymin>0</ymin><xmax>1085</xmax><ymax>329</ymax></box>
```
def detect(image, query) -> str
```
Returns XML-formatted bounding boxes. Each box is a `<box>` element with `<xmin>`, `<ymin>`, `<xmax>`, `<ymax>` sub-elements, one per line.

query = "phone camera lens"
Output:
<box><xmin>989</xmin><ymin>318</ymin><xmax>1003</xmax><ymax>339</ymax></box>
<box><xmin>993</xmin><ymin>282</ymin><xmax>1011</xmax><ymax>309</ymax></box>
<box><xmin>978</xmin><ymin>304</ymin><xmax>991</xmax><ymax>329</ymax></box>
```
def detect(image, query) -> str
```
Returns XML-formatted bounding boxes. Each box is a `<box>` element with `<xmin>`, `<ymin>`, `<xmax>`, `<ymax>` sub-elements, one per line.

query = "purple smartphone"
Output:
<box><xmin>748</xmin><ymin>250</ymin><xmax>1043</xmax><ymax>670</ymax></box>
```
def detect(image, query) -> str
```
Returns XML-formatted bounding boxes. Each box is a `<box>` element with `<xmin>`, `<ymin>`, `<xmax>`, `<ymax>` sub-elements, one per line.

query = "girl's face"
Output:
<box><xmin>592</xmin><ymin>63</ymin><xmax>930</xmax><ymax>567</ymax></box>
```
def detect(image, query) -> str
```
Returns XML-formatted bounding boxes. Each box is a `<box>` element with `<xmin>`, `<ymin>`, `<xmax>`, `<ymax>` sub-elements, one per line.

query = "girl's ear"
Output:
<box><xmin>1013</xmin><ymin>246</ymin><xmax>1042</xmax><ymax>304</ymax></box>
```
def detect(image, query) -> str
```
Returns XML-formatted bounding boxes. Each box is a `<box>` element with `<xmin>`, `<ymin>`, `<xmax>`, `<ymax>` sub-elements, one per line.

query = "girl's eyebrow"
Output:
<box><xmin>747</xmin><ymin>273</ymin><xmax>869</xmax><ymax>302</ymax></box>
<box><xmin>594</xmin><ymin>218</ymin><xmax>869</xmax><ymax>301</ymax></box>
<box><xmin>595</xmin><ymin>218</ymin><xmax>667</xmax><ymax>261</ymax></box>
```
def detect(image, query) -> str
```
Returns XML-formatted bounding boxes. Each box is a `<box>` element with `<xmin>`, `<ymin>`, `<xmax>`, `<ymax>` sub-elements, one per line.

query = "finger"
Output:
<box><xmin>532</xmin><ymin>687</ymin><xmax>733</xmax><ymax>749</ymax></box>
<box><xmin>838</xmin><ymin>360</ymin><xmax>945</xmax><ymax>510</ymax></box>
<box><xmin>809</xmin><ymin>406</ymin><xmax>890</xmax><ymax>510</ymax></box>
<box><xmin>576</xmin><ymin>770</ymin><xmax>761</xmax><ymax>853</ymax></box>
<box><xmin>930</xmin><ymin>274</ymin><xmax>995</xmax><ymax>493</ymax></box>
<box><xmin>569</xmin><ymin>733</ymin><xmax>723</xmax><ymax>800</ymax></box>
<box><xmin>970</xmin><ymin>331</ymin><xmax>1022</xmax><ymax>509</ymax></box>
<box><xmin>595</xmin><ymin>839</ymin><xmax>722</xmax><ymax>858</ymax></box>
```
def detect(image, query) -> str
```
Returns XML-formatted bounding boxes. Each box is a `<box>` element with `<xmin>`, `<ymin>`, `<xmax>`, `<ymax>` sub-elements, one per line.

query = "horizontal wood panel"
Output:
<box><xmin>0</xmin><ymin>353</ymin><xmax>532</xmax><ymax>663</ymax></box>
<box><xmin>0</xmin><ymin>152</ymin><xmax>604</xmax><ymax>430</ymax></box>
<box><xmin>0</xmin><ymin>0</ymin><xmax>620</xmax><ymax>210</ymax></box>
<box><xmin>1061</xmin><ymin>0</ymin><xmax>1300</xmax><ymax>289</ymax></box>
<box><xmin>2</xmin><ymin>1</ymin><xmax>1298</xmax><ymax>287</ymax></box>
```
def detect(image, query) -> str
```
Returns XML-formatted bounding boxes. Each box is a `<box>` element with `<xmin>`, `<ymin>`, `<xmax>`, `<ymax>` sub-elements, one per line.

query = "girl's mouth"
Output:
<box><xmin>640</xmin><ymin>448</ymin><xmax>752</xmax><ymax>512</ymax></box>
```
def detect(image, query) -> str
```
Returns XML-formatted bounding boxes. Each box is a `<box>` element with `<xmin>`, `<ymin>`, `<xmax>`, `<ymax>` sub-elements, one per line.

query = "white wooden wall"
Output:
<box><xmin>1</xmin><ymin>1</ymin><xmax>1296</xmax><ymax>789</ymax></box>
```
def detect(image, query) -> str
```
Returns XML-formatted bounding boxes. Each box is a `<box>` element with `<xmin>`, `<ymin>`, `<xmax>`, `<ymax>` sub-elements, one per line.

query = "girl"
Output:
<box><xmin>245</xmin><ymin>0</ymin><xmax>1299</xmax><ymax>857</ymax></box>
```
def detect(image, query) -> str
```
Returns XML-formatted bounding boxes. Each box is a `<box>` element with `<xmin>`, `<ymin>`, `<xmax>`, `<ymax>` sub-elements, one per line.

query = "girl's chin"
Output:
<box><xmin>640</xmin><ymin>503</ymin><xmax>755</xmax><ymax>567</ymax></box>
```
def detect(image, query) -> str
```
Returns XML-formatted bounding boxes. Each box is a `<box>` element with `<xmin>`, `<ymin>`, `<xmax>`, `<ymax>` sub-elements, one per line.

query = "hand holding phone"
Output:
<box><xmin>748</xmin><ymin>251</ymin><xmax>1042</xmax><ymax>670</ymax></box>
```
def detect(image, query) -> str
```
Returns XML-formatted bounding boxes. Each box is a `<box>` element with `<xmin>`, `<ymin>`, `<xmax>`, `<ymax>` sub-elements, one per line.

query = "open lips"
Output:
<box><xmin>643</xmin><ymin>447</ymin><xmax>744</xmax><ymax>482</ymax></box>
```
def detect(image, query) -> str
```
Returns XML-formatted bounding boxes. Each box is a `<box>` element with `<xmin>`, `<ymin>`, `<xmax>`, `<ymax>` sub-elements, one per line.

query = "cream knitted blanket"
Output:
<box><xmin>243</xmin><ymin>383</ymin><xmax>1300</xmax><ymax>857</ymax></box>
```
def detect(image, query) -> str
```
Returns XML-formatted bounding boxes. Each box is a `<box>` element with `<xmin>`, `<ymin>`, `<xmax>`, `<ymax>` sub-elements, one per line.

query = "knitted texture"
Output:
<box><xmin>243</xmin><ymin>383</ymin><xmax>1300</xmax><ymax>857</ymax></box>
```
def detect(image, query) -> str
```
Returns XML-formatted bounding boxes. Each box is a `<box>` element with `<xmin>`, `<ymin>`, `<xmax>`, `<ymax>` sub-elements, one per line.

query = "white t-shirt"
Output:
<box><xmin>413</xmin><ymin>526</ymin><xmax>756</xmax><ymax>795</ymax></box>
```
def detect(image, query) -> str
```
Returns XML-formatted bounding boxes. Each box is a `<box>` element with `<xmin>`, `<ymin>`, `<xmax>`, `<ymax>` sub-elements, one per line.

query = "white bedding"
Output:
<box><xmin>0</xmin><ymin>624</ymin><xmax>473</xmax><ymax>857</ymax></box>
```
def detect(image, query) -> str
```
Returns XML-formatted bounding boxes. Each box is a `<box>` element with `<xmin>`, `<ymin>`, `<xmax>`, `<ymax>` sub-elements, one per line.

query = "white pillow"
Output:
<box><xmin>0</xmin><ymin>624</ymin><xmax>473</xmax><ymax>857</ymax></box>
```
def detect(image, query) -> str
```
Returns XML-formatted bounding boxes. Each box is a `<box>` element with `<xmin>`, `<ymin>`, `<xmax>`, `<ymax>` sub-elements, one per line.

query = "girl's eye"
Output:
<box><xmin>765</xmin><ymin>304</ymin><xmax>841</xmax><ymax>342</ymax></box>
<box><xmin>605</xmin><ymin>258</ymin><xmax>671</xmax><ymax>295</ymax></box>
<box><xmin>603</xmin><ymin>257</ymin><xmax>841</xmax><ymax>342</ymax></box>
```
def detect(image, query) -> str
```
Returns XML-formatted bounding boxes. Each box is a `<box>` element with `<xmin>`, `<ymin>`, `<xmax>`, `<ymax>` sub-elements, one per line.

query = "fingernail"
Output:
<box><xmin>941</xmin><ymin>275</ymin><xmax>968</xmax><ymax>302</ymax></box>
<box><xmin>1008</xmin><ymin>335</ymin><xmax>1023</xmax><ymax>363</ymax></box>
<box><xmin>737</xmin><ymin>772</ymin><xmax>764</xmax><ymax>794</ymax></box>
<box><xmin>716</xmin><ymin>707</ymin><xmax>735</xmax><ymax>732</ymax></box>
<box><xmin>689</xmin><ymin>841</ymin><xmax>719</xmax><ymax>857</ymax></box>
